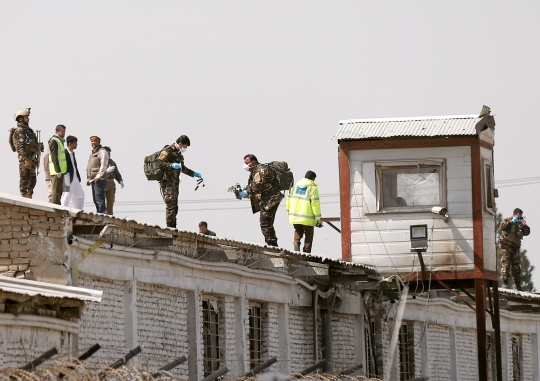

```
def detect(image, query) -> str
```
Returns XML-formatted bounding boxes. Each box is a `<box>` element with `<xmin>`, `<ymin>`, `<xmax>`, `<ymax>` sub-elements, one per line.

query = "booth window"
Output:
<box><xmin>484</xmin><ymin>161</ymin><xmax>495</xmax><ymax>212</ymax></box>
<box><xmin>373</xmin><ymin>160</ymin><xmax>446</xmax><ymax>212</ymax></box>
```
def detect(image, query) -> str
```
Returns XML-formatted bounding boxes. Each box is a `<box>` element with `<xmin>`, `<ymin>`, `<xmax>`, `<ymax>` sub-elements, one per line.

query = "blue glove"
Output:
<box><xmin>194</xmin><ymin>172</ymin><xmax>202</xmax><ymax>178</ymax></box>
<box><xmin>512</xmin><ymin>216</ymin><xmax>520</xmax><ymax>223</ymax></box>
<box><xmin>239</xmin><ymin>189</ymin><xmax>247</xmax><ymax>198</ymax></box>
<box><xmin>171</xmin><ymin>163</ymin><xmax>181</xmax><ymax>170</ymax></box>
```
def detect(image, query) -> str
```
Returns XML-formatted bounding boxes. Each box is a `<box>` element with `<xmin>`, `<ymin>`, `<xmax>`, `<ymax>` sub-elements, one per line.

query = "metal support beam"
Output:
<box><xmin>492</xmin><ymin>282</ymin><xmax>503</xmax><ymax>381</ymax></box>
<box><xmin>475</xmin><ymin>279</ymin><xmax>488</xmax><ymax>381</ymax></box>
<box><xmin>201</xmin><ymin>367</ymin><xmax>229</xmax><ymax>381</ymax></box>
<box><xmin>298</xmin><ymin>359</ymin><xmax>327</xmax><ymax>376</ymax></box>
<box><xmin>242</xmin><ymin>358</ymin><xmax>277</xmax><ymax>377</ymax></box>
<box><xmin>153</xmin><ymin>356</ymin><xmax>187</xmax><ymax>377</ymax></box>
<box><xmin>108</xmin><ymin>346</ymin><xmax>142</xmax><ymax>369</ymax></box>
<box><xmin>72</xmin><ymin>238</ymin><xmax>107</xmax><ymax>286</ymax></box>
<box><xmin>20</xmin><ymin>347</ymin><xmax>58</xmax><ymax>371</ymax></box>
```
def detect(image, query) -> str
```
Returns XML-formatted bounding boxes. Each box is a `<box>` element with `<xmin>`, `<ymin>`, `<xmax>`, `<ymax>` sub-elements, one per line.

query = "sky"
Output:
<box><xmin>1</xmin><ymin>1</ymin><xmax>539</xmax><ymax>286</ymax></box>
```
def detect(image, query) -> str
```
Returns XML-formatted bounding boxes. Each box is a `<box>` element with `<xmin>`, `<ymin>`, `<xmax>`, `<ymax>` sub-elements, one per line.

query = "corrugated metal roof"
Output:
<box><xmin>0</xmin><ymin>277</ymin><xmax>102</xmax><ymax>303</ymax></box>
<box><xmin>498</xmin><ymin>287</ymin><xmax>540</xmax><ymax>302</ymax></box>
<box><xmin>332</xmin><ymin>114</ymin><xmax>487</xmax><ymax>140</ymax></box>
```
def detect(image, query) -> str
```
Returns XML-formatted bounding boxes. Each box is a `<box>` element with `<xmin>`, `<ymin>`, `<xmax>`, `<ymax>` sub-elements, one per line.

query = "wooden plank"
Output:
<box><xmin>471</xmin><ymin>141</ymin><xmax>484</xmax><ymax>272</ymax></box>
<box><xmin>479</xmin><ymin>140</ymin><xmax>493</xmax><ymax>151</ymax></box>
<box><xmin>342</xmin><ymin>137</ymin><xmax>476</xmax><ymax>151</ymax></box>
<box><xmin>72</xmin><ymin>225</ymin><xmax>107</xmax><ymax>235</ymax></box>
<box><xmin>339</xmin><ymin>142</ymin><xmax>351</xmax><ymax>261</ymax></box>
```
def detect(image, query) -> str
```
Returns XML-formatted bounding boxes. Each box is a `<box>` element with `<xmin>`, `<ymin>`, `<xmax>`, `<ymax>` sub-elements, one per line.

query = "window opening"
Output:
<box><xmin>485</xmin><ymin>162</ymin><xmax>495</xmax><ymax>211</ymax></box>
<box><xmin>202</xmin><ymin>299</ymin><xmax>221</xmax><ymax>376</ymax></box>
<box><xmin>248</xmin><ymin>304</ymin><xmax>263</xmax><ymax>369</ymax></box>
<box><xmin>365</xmin><ymin>319</ymin><xmax>379</xmax><ymax>377</ymax></box>
<box><xmin>512</xmin><ymin>335</ymin><xmax>522</xmax><ymax>381</ymax></box>
<box><xmin>487</xmin><ymin>333</ymin><xmax>497</xmax><ymax>381</ymax></box>
<box><xmin>398</xmin><ymin>323</ymin><xmax>414</xmax><ymax>380</ymax></box>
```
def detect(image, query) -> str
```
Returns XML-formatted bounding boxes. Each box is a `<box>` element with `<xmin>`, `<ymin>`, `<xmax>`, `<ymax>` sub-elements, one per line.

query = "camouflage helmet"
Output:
<box><xmin>14</xmin><ymin>108</ymin><xmax>31</xmax><ymax>121</ymax></box>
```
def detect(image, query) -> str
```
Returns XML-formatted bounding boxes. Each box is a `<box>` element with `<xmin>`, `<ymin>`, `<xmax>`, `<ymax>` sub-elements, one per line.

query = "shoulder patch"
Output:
<box><xmin>159</xmin><ymin>151</ymin><xmax>168</xmax><ymax>160</ymax></box>
<box><xmin>254</xmin><ymin>172</ymin><xmax>261</xmax><ymax>183</ymax></box>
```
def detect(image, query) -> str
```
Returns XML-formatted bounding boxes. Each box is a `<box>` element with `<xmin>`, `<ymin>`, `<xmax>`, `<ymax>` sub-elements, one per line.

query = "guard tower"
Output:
<box><xmin>333</xmin><ymin>106</ymin><xmax>502</xmax><ymax>381</ymax></box>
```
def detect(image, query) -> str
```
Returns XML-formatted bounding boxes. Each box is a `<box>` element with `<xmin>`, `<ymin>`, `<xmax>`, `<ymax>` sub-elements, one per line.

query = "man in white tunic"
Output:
<box><xmin>61</xmin><ymin>136</ymin><xmax>85</xmax><ymax>209</ymax></box>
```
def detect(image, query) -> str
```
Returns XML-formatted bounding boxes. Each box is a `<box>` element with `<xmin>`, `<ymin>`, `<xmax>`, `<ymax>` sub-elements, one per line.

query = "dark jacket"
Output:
<box><xmin>66</xmin><ymin>150</ymin><xmax>81</xmax><ymax>184</ymax></box>
<box><xmin>245</xmin><ymin>164</ymin><xmax>283</xmax><ymax>214</ymax></box>
<box><xmin>48</xmin><ymin>135</ymin><xmax>65</xmax><ymax>174</ymax></box>
<box><xmin>106</xmin><ymin>158</ymin><xmax>123</xmax><ymax>183</ymax></box>
<box><xmin>157</xmin><ymin>144</ymin><xmax>195</xmax><ymax>185</ymax></box>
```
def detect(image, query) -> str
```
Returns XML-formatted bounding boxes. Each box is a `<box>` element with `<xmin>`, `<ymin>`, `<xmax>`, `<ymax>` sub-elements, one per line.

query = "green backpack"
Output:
<box><xmin>8</xmin><ymin>128</ymin><xmax>16</xmax><ymax>152</ymax></box>
<box><xmin>143</xmin><ymin>146</ymin><xmax>168</xmax><ymax>181</ymax></box>
<box><xmin>267</xmin><ymin>161</ymin><xmax>294</xmax><ymax>191</ymax></box>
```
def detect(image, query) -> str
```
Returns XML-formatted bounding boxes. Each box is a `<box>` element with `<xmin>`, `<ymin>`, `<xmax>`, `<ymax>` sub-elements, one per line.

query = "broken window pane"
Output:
<box><xmin>381</xmin><ymin>167</ymin><xmax>441</xmax><ymax>208</ymax></box>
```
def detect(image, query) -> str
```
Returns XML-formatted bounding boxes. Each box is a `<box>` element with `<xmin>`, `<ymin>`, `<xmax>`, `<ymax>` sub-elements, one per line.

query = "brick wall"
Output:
<box><xmin>427</xmin><ymin>324</ymin><xmax>451</xmax><ymax>381</ymax></box>
<box><xmin>522</xmin><ymin>334</ymin><xmax>533</xmax><ymax>381</ymax></box>
<box><xmin>222</xmin><ymin>296</ymin><xmax>239</xmax><ymax>376</ymax></box>
<box><xmin>78</xmin><ymin>274</ymin><xmax>126</xmax><ymax>366</ymax></box>
<box><xmin>0</xmin><ymin>202</ymin><xmax>69</xmax><ymax>283</ymax></box>
<box><xmin>0</xmin><ymin>327</ymin><xmax>72</xmax><ymax>368</ymax></box>
<box><xmin>455</xmin><ymin>328</ymin><xmax>478</xmax><ymax>381</ymax></box>
<box><xmin>288</xmin><ymin>307</ymin><xmax>314</xmax><ymax>372</ymax></box>
<box><xmin>331</xmin><ymin>312</ymin><xmax>356</xmax><ymax>372</ymax></box>
<box><xmin>136</xmin><ymin>282</ymin><xmax>189</xmax><ymax>378</ymax></box>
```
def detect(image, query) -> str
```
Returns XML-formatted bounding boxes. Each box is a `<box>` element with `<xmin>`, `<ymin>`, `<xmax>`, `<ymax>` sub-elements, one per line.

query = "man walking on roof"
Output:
<box><xmin>287</xmin><ymin>171</ymin><xmax>322</xmax><ymax>253</ymax></box>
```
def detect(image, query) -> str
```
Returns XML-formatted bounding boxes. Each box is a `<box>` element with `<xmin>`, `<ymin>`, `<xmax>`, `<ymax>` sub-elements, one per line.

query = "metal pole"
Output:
<box><xmin>200</xmin><ymin>367</ymin><xmax>229</xmax><ymax>381</ymax></box>
<box><xmin>108</xmin><ymin>346</ymin><xmax>142</xmax><ymax>369</ymax></box>
<box><xmin>242</xmin><ymin>357</ymin><xmax>278</xmax><ymax>377</ymax></box>
<box><xmin>340</xmin><ymin>363</ymin><xmax>363</xmax><ymax>375</ymax></box>
<box><xmin>299</xmin><ymin>359</ymin><xmax>327</xmax><ymax>375</ymax></box>
<box><xmin>152</xmin><ymin>356</ymin><xmax>187</xmax><ymax>377</ymax></box>
<box><xmin>312</xmin><ymin>288</ymin><xmax>319</xmax><ymax>363</ymax></box>
<box><xmin>475</xmin><ymin>279</ymin><xmax>488</xmax><ymax>381</ymax></box>
<box><xmin>492</xmin><ymin>282</ymin><xmax>503</xmax><ymax>381</ymax></box>
<box><xmin>322</xmin><ymin>308</ymin><xmax>333</xmax><ymax>372</ymax></box>
<box><xmin>78</xmin><ymin>343</ymin><xmax>101</xmax><ymax>361</ymax></box>
<box><xmin>20</xmin><ymin>347</ymin><xmax>58</xmax><ymax>371</ymax></box>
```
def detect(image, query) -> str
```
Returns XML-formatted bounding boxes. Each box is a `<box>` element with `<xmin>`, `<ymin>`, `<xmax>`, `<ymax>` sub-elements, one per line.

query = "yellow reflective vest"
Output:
<box><xmin>287</xmin><ymin>178</ymin><xmax>321</xmax><ymax>226</ymax></box>
<box><xmin>48</xmin><ymin>136</ymin><xmax>67</xmax><ymax>176</ymax></box>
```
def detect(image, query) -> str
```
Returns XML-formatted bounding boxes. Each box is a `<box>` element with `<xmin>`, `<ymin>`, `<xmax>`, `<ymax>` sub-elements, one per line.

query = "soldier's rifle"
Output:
<box><xmin>35</xmin><ymin>129</ymin><xmax>42</xmax><ymax>176</ymax></box>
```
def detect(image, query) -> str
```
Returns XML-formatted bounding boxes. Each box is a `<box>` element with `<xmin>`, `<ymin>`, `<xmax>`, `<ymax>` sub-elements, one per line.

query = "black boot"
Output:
<box><xmin>516</xmin><ymin>282</ymin><xmax>523</xmax><ymax>292</ymax></box>
<box><xmin>267</xmin><ymin>241</ymin><xmax>278</xmax><ymax>247</ymax></box>
<box><xmin>502</xmin><ymin>280</ymin><xmax>509</xmax><ymax>289</ymax></box>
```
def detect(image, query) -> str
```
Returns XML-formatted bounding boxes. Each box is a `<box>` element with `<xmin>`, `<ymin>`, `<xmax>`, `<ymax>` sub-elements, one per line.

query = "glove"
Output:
<box><xmin>316</xmin><ymin>220</ymin><xmax>323</xmax><ymax>228</ymax></box>
<box><xmin>106</xmin><ymin>166</ymin><xmax>116</xmax><ymax>174</ymax></box>
<box><xmin>194</xmin><ymin>172</ymin><xmax>202</xmax><ymax>178</ymax></box>
<box><xmin>239</xmin><ymin>189</ymin><xmax>247</xmax><ymax>198</ymax></box>
<box><xmin>120</xmin><ymin>181</ymin><xmax>124</xmax><ymax>189</ymax></box>
<box><xmin>56</xmin><ymin>173</ymin><xmax>62</xmax><ymax>178</ymax></box>
<box><xmin>171</xmin><ymin>163</ymin><xmax>181</xmax><ymax>170</ymax></box>
<box><xmin>512</xmin><ymin>216</ymin><xmax>520</xmax><ymax>223</ymax></box>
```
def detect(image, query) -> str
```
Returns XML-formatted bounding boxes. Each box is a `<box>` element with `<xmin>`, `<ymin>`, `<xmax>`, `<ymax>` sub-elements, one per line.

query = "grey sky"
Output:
<box><xmin>2</xmin><ymin>2</ymin><xmax>539</xmax><ymax>285</ymax></box>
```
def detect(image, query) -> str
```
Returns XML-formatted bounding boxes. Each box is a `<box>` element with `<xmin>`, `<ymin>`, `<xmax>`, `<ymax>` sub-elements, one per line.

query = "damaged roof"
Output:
<box><xmin>332</xmin><ymin>113</ymin><xmax>494</xmax><ymax>140</ymax></box>
<box><xmin>0</xmin><ymin>277</ymin><xmax>103</xmax><ymax>303</ymax></box>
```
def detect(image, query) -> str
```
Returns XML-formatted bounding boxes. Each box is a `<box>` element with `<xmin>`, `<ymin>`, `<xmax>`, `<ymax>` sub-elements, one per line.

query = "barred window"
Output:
<box><xmin>512</xmin><ymin>335</ymin><xmax>522</xmax><ymax>381</ymax></box>
<box><xmin>487</xmin><ymin>333</ymin><xmax>497</xmax><ymax>381</ymax></box>
<box><xmin>398</xmin><ymin>323</ymin><xmax>414</xmax><ymax>381</ymax></box>
<box><xmin>248</xmin><ymin>304</ymin><xmax>263</xmax><ymax>369</ymax></box>
<box><xmin>202</xmin><ymin>299</ymin><xmax>221</xmax><ymax>376</ymax></box>
<box><xmin>365</xmin><ymin>319</ymin><xmax>379</xmax><ymax>377</ymax></box>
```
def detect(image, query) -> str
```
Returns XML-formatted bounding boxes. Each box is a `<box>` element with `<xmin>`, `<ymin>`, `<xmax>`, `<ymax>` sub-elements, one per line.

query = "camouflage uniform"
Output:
<box><xmin>245</xmin><ymin>164</ymin><xmax>284</xmax><ymax>246</ymax></box>
<box><xmin>12</xmin><ymin>122</ymin><xmax>40</xmax><ymax>198</ymax></box>
<box><xmin>157</xmin><ymin>144</ymin><xmax>195</xmax><ymax>228</ymax></box>
<box><xmin>499</xmin><ymin>216</ymin><xmax>531</xmax><ymax>285</ymax></box>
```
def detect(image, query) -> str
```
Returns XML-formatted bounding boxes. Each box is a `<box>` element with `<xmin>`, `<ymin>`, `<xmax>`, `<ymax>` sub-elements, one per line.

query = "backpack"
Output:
<box><xmin>144</xmin><ymin>146</ymin><xmax>168</xmax><ymax>181</ymax></box>
<box><xmin>266</xmin><ymin>161</ymin><xmax>294</xmax><ymax>191</ymax></box>
<box><xmin>8</xmin><ymin>128</ymin><xmax>16</xmax><ymax>152</ymax></box>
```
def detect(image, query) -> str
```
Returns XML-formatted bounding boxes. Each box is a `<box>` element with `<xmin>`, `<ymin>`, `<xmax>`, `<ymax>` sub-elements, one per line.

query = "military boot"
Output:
<box><xmin>293</xmin><ymin>242</ymin><xmax>300</xmax><ymax>252</ymax></box>
<box><xmin>267</xmin><ymin>241</ymin><xmax>278</xmax><ymax>247</ymax></box>
<box><xmin>502</xmin><ymin>280</ymin><xmax>509</xmax><ymax>289</ymax></box>
<box><xmin>516</xmin><ymin>282</ymin><xmax>524</xmax><ymax>292</ymax></box>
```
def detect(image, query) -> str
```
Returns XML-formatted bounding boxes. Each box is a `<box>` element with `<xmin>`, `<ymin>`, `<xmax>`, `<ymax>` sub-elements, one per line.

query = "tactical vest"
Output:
<box><xmin>87</xmin><ymin>147</ymin><xmax>107</xmax><ymax>180</ymax></box>
<box><xmin>48</xmin><ymin>137</ymin><xmax>67</xmax><ymax>175</ymax></box>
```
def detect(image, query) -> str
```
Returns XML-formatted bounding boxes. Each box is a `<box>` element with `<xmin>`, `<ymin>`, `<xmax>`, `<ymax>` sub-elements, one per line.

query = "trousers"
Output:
<box><xmin>500</xmin><ymin>241</ymin><xmax>521</xmax><ymax>284</ymax></box>
<box><xmin>105</xmin><ymin>181</ymin><xmax>116</xmax><ymax>215</ymax></box>
<box><xmin>45</xmin><ymin>179</ymin><xmax>53</xmax><ymax>203</ymax></box>
<box><xmin>293</xmin><ymin>224</ymin><xmax>315</xmax><ymax>253</ymax></box>
<box><xmin>18</xmin><ymin>160</ymin><xmax>36</xmax><ymax>198</ymax></box>
<box><xmin>61</xmin><ymin>192</ymin><xmax>84</xmax><ymax>210</ymax></box>
<box><xmin>260</xmin><ymin>203</ymin><xmax>280</xmax><ymax>245</ymax></box>
<box><xmin>50</xmin><ymin>174</ymin><xmax>64</xmax><ymax>205</ymax></box>
<box><xmin>91</xmin><ymin>179</ymin><xmax>108</xmax><ymax>213</ymax></box>
<box><xmin>161</xmin><ymin>182</ymin><xmax>179</xmax><ymax>227</ymax></box>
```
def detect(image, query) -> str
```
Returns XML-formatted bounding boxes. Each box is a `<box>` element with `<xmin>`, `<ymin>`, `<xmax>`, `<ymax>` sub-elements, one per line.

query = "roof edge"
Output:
<box><xmin>339</xmin><ymin>114</ymin><xmax>479</xmax><ymax>124</ymax></box>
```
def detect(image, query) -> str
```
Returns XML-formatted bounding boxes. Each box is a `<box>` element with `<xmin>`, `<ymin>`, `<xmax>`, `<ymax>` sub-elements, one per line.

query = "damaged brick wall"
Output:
<box><xmin>0</xmin><ymin>202</ymin><xmax>70</xmax><ymax>283</ymax></box>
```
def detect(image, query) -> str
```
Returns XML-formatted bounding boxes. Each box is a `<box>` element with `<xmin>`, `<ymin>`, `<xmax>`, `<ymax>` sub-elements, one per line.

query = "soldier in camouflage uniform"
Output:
<box><xmin>241</xmin><ymin>154</ymin><xmax>284</xmax><ymax>247</ymax></box>
<box><xmin>157</xmin><ymin>135</ymin><xmax>202</xmax><ymax>228</ymax></box>
<box><xmin>12</xmin><ymin>109</ymin><xmax>43</xmax><ymax>198</ymax></box>
<box><xmin>499</xmin><ymin>208</ymin><xmax>531</xmax><ymax>291</ymax></box>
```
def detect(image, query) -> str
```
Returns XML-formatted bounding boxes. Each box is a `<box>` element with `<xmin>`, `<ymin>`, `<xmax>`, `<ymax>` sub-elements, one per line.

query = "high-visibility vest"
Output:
<box><xmin>48</xmin><ymin>137</ymin><xmax>67</xmax><ymax>175</ymax></box>
<box><xmin>286</xmin><ymin>178</ymin><xmax>321</xmax><ymax>226</ymax></box>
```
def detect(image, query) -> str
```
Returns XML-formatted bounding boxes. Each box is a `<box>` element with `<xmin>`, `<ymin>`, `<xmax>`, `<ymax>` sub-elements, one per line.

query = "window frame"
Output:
<box><xmin>483</xmin><ymin>159</ymin><xmax>495</xmax><ymax>214</ymax></box>
<box><xmin>511</xmin><ymin>335</ymin><xmax>523</xmax><ymax>381</ymax></box>
<box><xmin>373</xmin><ymin>159</ymin><xmax>447</xmax><ymax>213</ymax></box>
<box><xmin>248</xmin><ymin>303</ymin><xmax>264</xmax><ymax>369</ymax></box>
<box><xmin>202</xmin><ymin>297</ymin><xmax>221</xmax><ymax>377</ymax></box>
